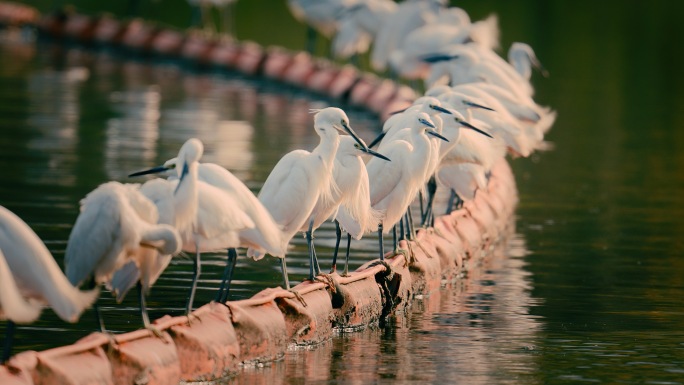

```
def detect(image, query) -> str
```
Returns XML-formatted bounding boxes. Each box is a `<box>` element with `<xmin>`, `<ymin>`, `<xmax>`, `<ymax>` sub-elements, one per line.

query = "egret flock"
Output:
<box><xmin>1</xmin><ymin>0</ymin><xmax>555</xmax><ymax>363</ymax></box>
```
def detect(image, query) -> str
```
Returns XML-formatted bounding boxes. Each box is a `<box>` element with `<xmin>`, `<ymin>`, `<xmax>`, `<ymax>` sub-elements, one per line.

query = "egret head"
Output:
<box><xmin>415</xmin><ymin>96</ymin><xmax>453</xmax><ymax>116</ymax></box>
<box><xmin>127</xmin><ymin>139</ymin><xmax>203</xmax><ymax>182</ymax></box>
<box><xmin>417</xmin><ymin>113</ymin><xmax>449</xmax><ymax>142</ymax></box>
<box><xmin>175</xmin><ymin>138</ymin><xmax>203</xmax><ymax>185</ymax></box>
<box><xmin>311</xmin><ymin>107</ymin><xmax>368</xmax><ymax>150</ymax></box>
<box><xmin>452</xmin><ymin>113</ymin><xmax>493</xmax><ymax>138</ymax></box>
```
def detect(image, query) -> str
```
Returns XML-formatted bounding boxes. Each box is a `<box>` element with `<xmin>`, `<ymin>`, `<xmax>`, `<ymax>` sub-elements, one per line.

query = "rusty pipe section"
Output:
<box><xmin>0</xmin><ymin>4</ymin><xmax>519</xmax><ymax>384</ymax></box>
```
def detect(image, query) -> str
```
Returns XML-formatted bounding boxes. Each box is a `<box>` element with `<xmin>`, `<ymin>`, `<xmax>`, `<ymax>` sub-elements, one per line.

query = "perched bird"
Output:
<box><xmin>126</xmin><ymin>139</ymin><xmax>254</xmax><ymax>313</ymax></box>
<box><xmin>370</xmin><ymin>0</ymin><xmax>446</xmax><ymax>72</ymax></box>
<box><xmin>508</xmin><ymin>42</ymin><xmax>548</xmax><ymax>80</ymax></box>
<box><xmin>65</xmin><ymin>182</ymin><xmax>182</xmax><ymax>330</ymax></box>
<box><xmin>1</xmin><ymin>205</ymin><xmax>98</xmax><ymax>361</ymax></box>
<box><xmin>128</xmin><ymin>156</ymin><xmax>286</xmax><ymax>303</ymax></box>
<box><xmin>332</xmin><ymin>0</ymin><xmax>397</xmax><ymax>60</ymax></box>
<box><xmin>367</xmin><ymin>112</ymin><xmax>447</xmax><ymax>258</ymax></box>
<box><xmin>308</xmin><ymin>135</ymin><xmax>389</xmax><ymax>276</ymax></box>
<box><xmin>247</xmin><ymin>107</ymin><xmax>370</xmax><ymax>285</ymax></box>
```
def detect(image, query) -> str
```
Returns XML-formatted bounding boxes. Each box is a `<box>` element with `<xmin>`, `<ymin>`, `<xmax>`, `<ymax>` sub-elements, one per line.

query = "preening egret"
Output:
<box><xmin>1</xmin><ymin>205</ymin><xmax>98</xmax><ymax>362</ymax></box>
<box><xmin>367</xmin><ymin>112</ymin><xmax>447</xmax><ymax>259</ymax></box>
<box><xmin>64</xmin><ymin>181</ymin><xmax>182</xmax><ymax>330</ymax></box>
<box><xmin>247</xmin><ymin>107</ymin><xmax>369</xmax><ymax>285</ymax></box>
<box><xmin>307</xmin><ymin>136</ymin><xmax>389</xmax><ymax>276</ymax></box>
<box><xmin>128</xmin><ymin>157</ymin><xmax>285</xmax><ymax>303</ymax></box>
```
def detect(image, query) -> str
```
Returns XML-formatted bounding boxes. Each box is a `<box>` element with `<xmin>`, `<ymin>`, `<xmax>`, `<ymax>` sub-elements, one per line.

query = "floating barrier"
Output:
<box><xmin>0</xmin><ymin>3</ymin><xmax>520</xmax><ymax>384</ymax></box>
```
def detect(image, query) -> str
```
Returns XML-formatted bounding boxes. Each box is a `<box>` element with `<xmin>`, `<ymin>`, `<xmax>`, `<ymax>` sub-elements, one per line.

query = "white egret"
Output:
<box><xmin>128</xmin><ymin>157</ymin><xmax>285</xmax><ymax>303</ymax></box>
<box><xmin>437</xmin><ymin>162</ymin><xmax>488</xmax><ymax>212</ymax></box>
<box><xmin>332</xmin><ymin>0</ymin><xmax>397</xmax><ymax>60</ymax></box>
<box><xmin>64</xmin><ymin>182</ymin><xmax>182</xmax><ymax>330</ymax></box>
<box><xmin>368</xmin><ymin>96</ymin><xmax>453</xmax><ymax>149</ymax></box>
<box><xmin>126</xmin><ymin>138</ymin><xmax>254</xmax><ymax>312</ymax></box>
<box><xmin>247</xmin><ymin>107</ymin><xmax>370</xmax><ymax>285</ymax></box>
<box><xmin>367</xmin><ymin>112</ymin><xmax>447</xmax><ymax>259</ymax></box>
<box><xmin>0</xmin><ymin>205</ymin><xmax>98</xmax><ymax>362</ymax></box>
<box><xmin>370</xmin><ymin>0</ymin><xmax>445</xmax><ymax>71</ymax></box>
<box><xmin>308</xmin><ymin>136</ymin><xmax>389</xmax><ymax>276</ymax></box>
<box><xmin>387</xmin><ymin>7</ymin><xmax>499</xmax><ymax>79</ymax></box>
<box><xmin>287</xmin><ymin>0</ymin><xmax>358</xmax><ymax>53</ymax></box>
<box><xmin>508</xmin><ymin>42</ymin><xmax>548</xmax><ymax>80</ymax></box>
<box><xmin>422</xmin><ymin>109</ymin><xmax>495</xmax><ymax>226</ymax></box>
<box><xmin>424</xmin><ymin>44</ymin><xmax>534</xmax><ymax>99</ymax></box>
<box><xmin>431</xmin><ymin>85</ymin><xmax>540</xmax><ymax>157</ymax></box>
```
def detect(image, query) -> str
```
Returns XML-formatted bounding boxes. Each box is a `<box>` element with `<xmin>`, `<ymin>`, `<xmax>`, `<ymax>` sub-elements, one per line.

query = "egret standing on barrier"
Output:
<box><xmin>128</xmin><ymin>157</ymin><xmax>286</xmax><ymax>303</ymax></box>
<box><xmin>306</xmin><ymin>135</ymin><xmax>390</xmax><ymax>276</ymax></box>
<box><xmin>367</xmin><ymin>112</ymin><xmax>447</xmax><ymax>259</ymax></box>
<box><xmin>126</xmin><ymin>139</ymin><xmax>254</xmax><ymax>313</ymax></box>
<box><xmin>1</xmin><ymin>205</ymin><xmax>99</xmax><ymax>362</ymax></box>
<box><xmin>248</xmin><ymin>107</ymin><xmax>370</xmax><ymax>286</ymax></box>
<box><xmin>64</xmin><ymin>182</ymin><xmax>182</xmax><ymax>331</ymax></box>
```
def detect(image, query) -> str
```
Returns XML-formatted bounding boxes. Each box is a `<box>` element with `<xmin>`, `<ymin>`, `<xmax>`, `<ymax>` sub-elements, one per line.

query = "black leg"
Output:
<box><xmin>446</xmin><ymin>189</ymin><xmax>456</xmax><ymax>214</ymax></box>
<box><xmin>93</xmin><ymin>302</ymin><xmax>106</xmax><ymax>333</ymax></box>
<box><xmin>393</xmin><ymin>223</ymin><xmax>399</xmax><ymax>251</ymax></box>
<box><xmin>422</xmin><ymin>176</ymin><xmax>437</xmax><ymax>226</ymax></box>
<box><xmin>138</xmin><ymin>281</ymin><xmax>151</xmax><ymax>329</ymax></box>
<box><xmin>1</xmin><ymin>321</ymin><xmax>15</xmax><ymax>364</ymax></box>
<box><xmin>418</xmin><ymin>190</ymin><xmax>425</xmax><ymax>220</ymax></box>
<box><xmin>306</xmin><ymin>219</ymin><xmax>316</xmax><ymax>281</ymax></box>
<box><xmin>399</xmin><ymin>217</ymin><xmax>406</xmax><ymax>241</ymax></box>
<box><xmin>392</xmin><ymin>223</ymin><xmax>398</xmax><ymax>246</ymax></box>
<box><xmin>88</xmin><ymin>278</ymin><xmax>106</xmax><ymax>333</ymax></box>
<box><xmin>343</xmin><ymin>233</ymin><xmax>352</xmax><ymax>276</ymax></box>
<box><xmin>406</xmin><ymin>206</ymin><xmax>416</xmax><ymax>241</ymax></box>
<box><xmin>217</xmin><ymin>248</ymin><xmax>238</xmax><ymax>303</ymax></box>
<box><xmin>186</xmin><ymin>248</ymin><xmax>201</xmax><ymax>314</ymax></box>
<box><xmin>378</xmin><ymin>224</ymin><xmax>385</xmax><ymax>261</ymax></box>
<box><xmin>281</xmin><ymin>257</ymin><xmax>291</xmax><ymax>290</ymax></box>
<box><xmin>331</xmin><ymin>220</ymin><xmax>342</xmax><ymax>273</ymax></box>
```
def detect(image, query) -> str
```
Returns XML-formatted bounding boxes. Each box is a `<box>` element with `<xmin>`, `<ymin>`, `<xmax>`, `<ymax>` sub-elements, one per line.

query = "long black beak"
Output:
<box><xmin>173</xmin><ymin>162</ymin><xmax>189</xmax><ymax>194</ymax></box>
<box><xmin>463</xmin><ymin>100</ymin><xmax>495</xmax><ymax>112</ymax></box>
<box><xmin>367</xmin><ymin>131</ymin><xmax>386</xmax><ymax>149</ymax></box>
<box><xmin>430</xmin><ymin>105</ymin><xmax>453</xmax><ymax>115</ymax></box>
<box><xmin>427</xmin><ymin>130</ymin><xmax>449</xmax><ymax>142</ymax></box>
<box><xmin>420</xmin><ymin>53</ymin><xmax>459</xmax><ymax>64</ymax></box>
<box><xmin>419</xmin><ymin>118</ymin><xmax>436</xmax><ymax>129</ymax></box>
<box><xmin>361</xmin><ymin>147</ymin><xmax>391</xmax><ymax>161</ymax></box>
<box><xmin>342</xmin><ymin>121</ymin><xmax>368</xmax><ymax>151</ymax></box>
<box><xmin>460</xmin><ymin>120</ymin><xmax>494</xmax><ymax>138</ymax></box>
<box><xmin>128</xmin><ymin>165</ymin><xmax>170</xmax><ymax>177</ymax></box>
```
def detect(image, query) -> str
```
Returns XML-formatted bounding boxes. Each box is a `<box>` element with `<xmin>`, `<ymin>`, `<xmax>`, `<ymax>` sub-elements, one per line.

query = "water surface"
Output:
<box><xmin>3</xmin><ymin>1</ymin><xmax>684</xmax><ymax>383</ymax></box>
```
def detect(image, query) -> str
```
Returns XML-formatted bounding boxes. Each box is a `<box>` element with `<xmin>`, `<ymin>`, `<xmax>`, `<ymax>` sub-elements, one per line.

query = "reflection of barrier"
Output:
<box><xmin>0</xmin><ymin>4</ymin><xmax>519</xmax><ymax>384</ymax></box>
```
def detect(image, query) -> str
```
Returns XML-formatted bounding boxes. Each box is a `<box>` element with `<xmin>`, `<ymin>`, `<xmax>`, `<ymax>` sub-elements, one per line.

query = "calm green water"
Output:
<box><xmin>2</xmin><ymin>0</ymin><xmax>684</xmax><ymax>384</ymax></box>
